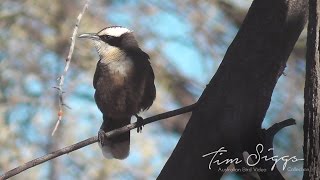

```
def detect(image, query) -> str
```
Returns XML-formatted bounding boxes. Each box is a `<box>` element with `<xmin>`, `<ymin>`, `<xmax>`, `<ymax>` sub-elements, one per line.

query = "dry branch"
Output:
<box><xmin>0</xmin><ymin>103</ymin><xmax>197</xmax><ymax>180</ymax></box>
<box><xmin>52</xmin><ymin>0</ymin><xmax>90</xmax><ymax>136</ymax></box>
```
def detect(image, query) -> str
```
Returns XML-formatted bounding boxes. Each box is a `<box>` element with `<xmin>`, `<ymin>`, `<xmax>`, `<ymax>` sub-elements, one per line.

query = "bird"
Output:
<box><xmin>79</xmin><ymin>26</ymin><xmax>156</xmax><ymax>159</ymax></box>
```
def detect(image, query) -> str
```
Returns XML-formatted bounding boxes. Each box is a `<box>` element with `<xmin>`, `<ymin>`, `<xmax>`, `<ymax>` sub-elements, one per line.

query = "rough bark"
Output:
<box><xmin>158</xmin><ymin>0</ymin><xmax>307</xmax><ymax>179</ymax></box>
<box><xmin>303</xmin><ymin>0</ymin><xmax>320</xmax><ymax>179</ymax></box>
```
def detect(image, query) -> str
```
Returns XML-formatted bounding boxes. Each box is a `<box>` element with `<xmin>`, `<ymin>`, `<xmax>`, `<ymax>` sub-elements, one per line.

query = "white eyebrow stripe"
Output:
<box><xmin>98</xmin><ymin>27</ymin><xmax>131</xmax><ymax>37</ymax></box>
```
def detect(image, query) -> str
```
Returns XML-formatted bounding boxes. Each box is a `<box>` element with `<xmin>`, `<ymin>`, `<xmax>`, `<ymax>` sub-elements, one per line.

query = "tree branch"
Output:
<box><xmin>0</xmin><ymin>103</ymin><xmax>197</xmax><ymax>180</ymax></box>
<box><xmin>158</xmin><ymin>0</ymin><xmax>307</xmax><ymax>179</ymax></box>
<box><xmin>52</xmin><ymin>0</ymin><xmax>90</xmax><ymax>136</ymax></box>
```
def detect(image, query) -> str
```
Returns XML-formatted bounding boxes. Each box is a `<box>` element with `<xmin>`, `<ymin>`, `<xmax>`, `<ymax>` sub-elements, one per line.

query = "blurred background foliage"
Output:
<box><xmin>0</xmin><ymin>0</ymin><xmax>306</xmax><ymax>179</ymax></box>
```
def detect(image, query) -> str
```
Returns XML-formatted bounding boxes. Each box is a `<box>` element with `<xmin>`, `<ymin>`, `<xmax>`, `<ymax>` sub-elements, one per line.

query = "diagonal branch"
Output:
<box><xmin>52</xmin><ymin>0</ymin><xmax>90</xmax><ymax>136</ymax></box>
<box><xmin>0</xmin><ymin>103</ymin><xmax>197</xmax><ymax>180</ymax></box>
<box><xmin>157</xmin><ymin>0</ymin><xmax>307</xmax><ymax>179</ymax></box>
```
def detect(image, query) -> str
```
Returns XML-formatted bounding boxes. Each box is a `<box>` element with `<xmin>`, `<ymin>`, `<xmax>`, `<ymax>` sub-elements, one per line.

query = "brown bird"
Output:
<box><xmin>79</xmin><ymin>26</ymin><xmax>156</xmax><ymax>159</ymax></box>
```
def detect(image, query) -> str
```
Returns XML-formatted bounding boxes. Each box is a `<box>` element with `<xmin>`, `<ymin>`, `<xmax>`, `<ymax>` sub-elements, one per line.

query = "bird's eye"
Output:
<box><xmin>100</xmin><ymin>35</ymin><xmax>111</xmax><ymax>41</ymax></box>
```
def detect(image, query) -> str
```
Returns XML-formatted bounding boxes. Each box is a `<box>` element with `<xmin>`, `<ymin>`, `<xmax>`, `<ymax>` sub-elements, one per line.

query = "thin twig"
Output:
<box><xmin>52</xmin><ymin>0</ymin><xmax>90</xmax><ymax>136</ymax></box>
<box><xmin>0</xmin><ymin>103</ymin><xmax>197</xmax><ymax>180</ymax></box>
<box><xmin>266</xmin><ymin>118</ymin><xmax>296</xmax><ymax>138</ymax></box>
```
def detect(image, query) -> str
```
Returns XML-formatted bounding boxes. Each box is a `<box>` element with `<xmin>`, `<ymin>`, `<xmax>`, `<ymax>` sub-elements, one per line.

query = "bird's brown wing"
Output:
<box><xmin>140</xmin><ymin>51</ymin><xmax>156</xmax><ymax>110</ymax></box>
<box><xmin>139</xmin><ymin>55</ymin><xmax>156</xmax><ymax>111</ymax></box>
<box><xmin>126</xmin><ymin>48</ymin><xmax>156</xmax><ymax>111</ymax></box>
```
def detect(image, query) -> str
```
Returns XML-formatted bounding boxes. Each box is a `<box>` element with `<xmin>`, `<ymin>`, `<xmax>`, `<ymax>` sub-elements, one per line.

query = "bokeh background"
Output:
<box><xmin>0</xmin><ymin>0</ymin><xmax>306</xmax><ymax>179</ymax></box>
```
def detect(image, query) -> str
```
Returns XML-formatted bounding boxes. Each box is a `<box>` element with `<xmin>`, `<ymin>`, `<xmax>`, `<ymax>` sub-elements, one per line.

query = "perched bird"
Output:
<box><xmin>79</xmin><ymin>26</ymin><xmax>156</xmax><ymax>159</ymax></box>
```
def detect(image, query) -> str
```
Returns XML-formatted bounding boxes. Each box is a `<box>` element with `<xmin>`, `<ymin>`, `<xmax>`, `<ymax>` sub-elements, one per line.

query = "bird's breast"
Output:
<box><xmin>108</xmin><ymin>58</ymin><xmax>133</xmax><ymax>77</ymax></box>
<box><xmin>97</xmin><ymin>45</ymin><xmax>134</xmax><ymax>86</ymax></box>
<box><xmin>105</xmin><ymin>57</ymin><xmax>133</xmax><ymax>86</ymax></box>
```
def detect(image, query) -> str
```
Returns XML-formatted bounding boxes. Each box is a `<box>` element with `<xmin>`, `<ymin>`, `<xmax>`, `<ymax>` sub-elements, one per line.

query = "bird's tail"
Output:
<box><xmin>99</xmin><ymin>115</ymin><xmax>131</xmax><ymax>159</ymax></box>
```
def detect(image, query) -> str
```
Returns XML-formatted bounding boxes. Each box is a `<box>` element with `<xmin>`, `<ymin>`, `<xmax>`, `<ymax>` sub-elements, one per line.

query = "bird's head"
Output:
<box><xmin>79</xmin><ymin>26</ymin><xmax>139</xmax><ymax>52</ymax></box>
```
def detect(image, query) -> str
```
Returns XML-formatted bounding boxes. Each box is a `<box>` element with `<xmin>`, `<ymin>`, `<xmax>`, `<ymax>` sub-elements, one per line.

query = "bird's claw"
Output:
<box><xmin>98</xmin><ymin>130</ymin><xmax>106</xmax><ymax>146</ymax></box>
<box><xmin>135</xmin><ymin>115</ymin><xmax>144</xmax><ymax>133</ymax></box>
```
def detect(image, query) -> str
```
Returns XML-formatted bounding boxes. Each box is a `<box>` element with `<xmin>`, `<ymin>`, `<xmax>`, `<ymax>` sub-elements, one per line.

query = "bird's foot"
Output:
<box><xmin>98</xmin><ymin>130</ymin><xmax>106</xmax><ymax>146</ymax></box>
<box><xmin>135</xmin><ymin>114</ymin><xmax>144</xmax><ymax>133</ymax></box>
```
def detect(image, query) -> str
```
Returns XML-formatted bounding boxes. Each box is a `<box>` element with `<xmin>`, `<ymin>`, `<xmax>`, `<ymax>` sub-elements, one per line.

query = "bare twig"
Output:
<box><xmin>265</xmin><ymin>118</ymin><xmax>296</xmax><ymax>138</ymax></box>
<box><xmin>0</xmin><ymin>103</ymin><xmax>197</xmax><ymax>180</ymax></box>
<box><xmin>52</xmin><ymin>0</ymin><xmax>90</xmax><ymax>136</ymax></box>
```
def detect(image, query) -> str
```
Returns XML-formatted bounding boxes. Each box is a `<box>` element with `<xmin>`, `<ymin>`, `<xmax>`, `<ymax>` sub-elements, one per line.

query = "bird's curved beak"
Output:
<box><xmin>78</xmin><ymin>33</ymin><xmax>100</xmax><ymax>41</ymax></box>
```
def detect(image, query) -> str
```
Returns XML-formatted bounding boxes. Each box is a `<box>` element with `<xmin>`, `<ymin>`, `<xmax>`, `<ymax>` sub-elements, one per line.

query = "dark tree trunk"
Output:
<box><xmin>303</xmin><ymin>0</ymin><xmax>320</xmax><ymax>179</ymax></box>
<box><xmin>158</xmin><ymin>0</ymin><xmax>307</xmax><ymax>179</ymax></box>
